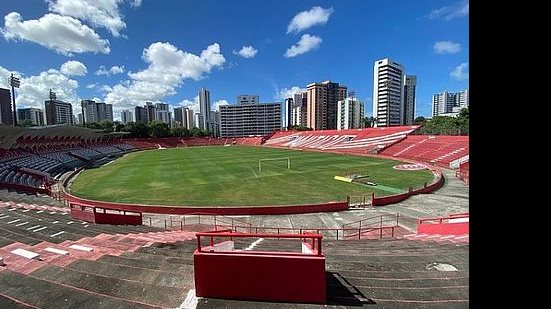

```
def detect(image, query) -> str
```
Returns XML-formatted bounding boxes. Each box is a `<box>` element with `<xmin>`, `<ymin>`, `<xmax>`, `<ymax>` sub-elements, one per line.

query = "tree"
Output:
<box><xmin>414</xmin><ymin>116</ymin><xmax>426</xmax><ymax>124</ymax></box>
<box><xmin>18</xmin><ymin>119</ymin><xmax>33</xmax><ymax>127</ymax></box>
<box><xmin>99</xmin><ymin>120</ymin><xmax>114</xmax><ymax>133</ymax></box>
<box><xmin>172</xmin><ymin>127</ymin><xmax>190</xmax><ymax>137</ymax></box>
<box><xmin>363</xmin><ymin>116</ymin><xmax>376</xmax><ymax>128</ymax></box>
<box><xmin>190</xmin><ymin>127</ymin><xmax>208</xmax><ymax>137</ymax></box>
<box><xmin>113</xmin><ymin>121</ymin><xmax>124</xmax><ymax>132</ymax></box>
<box><xmin>149</xmin><ymin>121</ymin><xmax>171</xmax><ymax>138</ymax></box>
<box><xmin>123</xmin><ymin>122</ymin><xmax>150</xmax><ymax>138</ymax></box>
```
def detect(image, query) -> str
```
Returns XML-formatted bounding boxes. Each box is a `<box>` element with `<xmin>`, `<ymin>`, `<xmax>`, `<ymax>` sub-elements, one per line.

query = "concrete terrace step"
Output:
<box><xmin>0</xmin><ymin>269</ymin><xmax>159</xmax><ymax>309</ymax></box>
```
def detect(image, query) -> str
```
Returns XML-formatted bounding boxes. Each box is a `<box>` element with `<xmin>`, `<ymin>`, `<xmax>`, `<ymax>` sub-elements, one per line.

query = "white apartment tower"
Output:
<box><xmin>373</xmin><ymin>58</ymin><xmax>405</xmax><ymax>127</ymax></box>
<box><xmin>432</xmin><ymin>89</ymin><xmax>469</xmax><ymax>117</ymax></box>
<box><xmin>337</xmin><ymin>97</ymin><xmax>365</xmax><ymax>130</ymax></box>
<box><xmin>121</xmin><ymin>110</ymin><xmax>133</xmax><ymax>124</ymax></box>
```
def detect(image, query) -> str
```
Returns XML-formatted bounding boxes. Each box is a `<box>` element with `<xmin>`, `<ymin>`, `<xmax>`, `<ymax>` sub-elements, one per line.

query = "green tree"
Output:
<box><xmin>171</xmin><ymin>127</ymin><xmax>190</xmax><ymax>137</ymax></box>
<box><xmin>123</xmin><ymin>122</ymin><xmax>150</xmax><ymax>138</ymax></box>
<box><xmin>414</xmin><ymin>116</ymin><xmax>426</xmax><ymax>124</ymax></box>
<box><xmin>18</xmin><ymin>119</ymin><xmax>34</xmax><ymax>127</ymax></box>
<box><xmin>85</xmin><ymin>122</ymin><xmax>101</xmax><ymax>129</ymax></box>
<box><xmin>99</xmin><ymin>120</ymin><xmax>114</xmax><ymax>133</ymax></box>
<box><xmin>149</xmin><ymin>121</ymin><xmax>171</xmax><ymax>137</ymax></box>
<box><xmin>113</xmin><ymin>121</ymin><xmax>124</xmax><ymax>132</ymax></box>
<box><xmin>190</xmin><ymin>127</ymin><xmax>208</xmax><ymax>137</ymax></box>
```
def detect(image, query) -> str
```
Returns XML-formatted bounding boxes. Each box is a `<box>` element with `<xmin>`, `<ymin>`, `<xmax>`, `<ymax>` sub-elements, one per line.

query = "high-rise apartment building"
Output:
<box><xmin>199</xmin><ymin>87</ymin><xmax>211</xmax><ymax>131</ymax></box>
<box><xmin>290</xmin><ymin>92</ymin><xmax>307</xmax><ymax>127</ymax></box>
<box><xmin>45</xmin><ymin>99</ymin><xmax>73</xmax><ymax>125</ymax></box>
<box><xmin>134</xmin><ymin>106</ymin><xmax>148</xmax><ymax>123</ymax></box>
<box><xmin>121</xmin><ymin>110</ymin><xmax>133</xmax><ymax>124</ymax></box>
<box><xmin>0</xmin><ymin>88</ymin><xmax>13</xmax><ymax>125</ymax></box>
<box><xmin>81</xmin><ymin>100</ymin><xmax>113</xmax><ymax>123</ymax></box>
<box><xmin>337</xmin><ymin>97</ymin><xmax>364</xmax><ymax>130</ymax></box>
<box><xmin>155</xmin><ymin>103</ymin><xmax>171</xmax><ymax>125</ymax></box>
<box><xmin>373</xmin><ymin>58</ymin><xmax>405</xmax><ymax>127</ymax></box>
<box><xmin>432</xmin><ymin>89</ymin><xmax>469</xmax><ymax>117</ymax></box>
<box><xmin>17</xmin><ymin>108</ymin><xmax>44</xmax><ymax>126</ymax></box>
<box><xmin>306</xmin><ymin>81</ymin><xmax>347</xmax><ymax>130</ymax></box>
<box><xmin>174</xmin><ymin>107</ymin><xmax>195</xmax><ymax>129</ymax></box>
<box><xmin>403</xmin><ymin>75</ymin><xmax>417</xmax><ymax>125</ymax></box>
<box><xmin>237</xmin><ymin>95</ymin><xmax>259</xmax><ymax>105</ymax></box>
<box><xmin>220</xmin><ymin>98</ymin><xmax>282</xmax><ymax>137</ymax></box>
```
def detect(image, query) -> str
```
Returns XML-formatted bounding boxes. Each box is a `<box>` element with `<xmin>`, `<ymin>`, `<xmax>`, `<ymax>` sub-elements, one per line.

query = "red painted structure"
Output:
<box><xmin>69</xmin><ymin>204</ymin><xmax>142</xmax><ymax>225</ymax></box>
<box><xmin>371</xmin><ymin>168</ymin><xmax>444</xmax><ymax>206</ymax></box>
<box><xmin>194</xmin><ymin>231</ymin><xmax>326</xmax><ymax>304</ymax></box>
<box><xmin>417</xmin><ymin>213</ymin><xmax>469</xmax><ymax>235</ymax></box>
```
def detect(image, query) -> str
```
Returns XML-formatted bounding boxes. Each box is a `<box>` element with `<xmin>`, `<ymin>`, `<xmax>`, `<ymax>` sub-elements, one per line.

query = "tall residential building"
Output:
<box><xmin>155</xmin><ymin>103</ymin><xmax>171</xmax><ymax>125</ymax></box>
<box><xmin>220</xmin><ymin>100</ymin><xmax>282</xmax><ymax>138</ymax></box>
<box><xmin>174</xmin><ymin>107</ymin><xmax>194</xmax><ymax>129</ymax></box>
<box><xmin>45</xmin><ymin>99</ymin><xmax>73</xmax><ymax>125</ymax></box>
<box><xmin>0</xmin><ymin>88</ymin><xmax>13</xmax><ymax>125</ymax></box>
<box><xmin>373</xmin><ymin>58</ymin><xmax>405</xmax><ymax>127</ymax></box>
<box><xmin>403</xmin><ymin>75</ymin><xmax>417</xmax><ymax>125</ymax></box>
<box><xmin>210</xmin><ymin>110</ymin><xmax>220</xmax><ymax>137</ymax></box>
<box><xmin>134</xmin><ymin>106</ymin><xmax>148</xmax><ymax>123</ymax></box>
<box><xmin>306</xmin><ymin>80</ymin><xmax>347</xmax><ymax>130</ymax></box>
<box><xmin>198</xmin><ymin>87</ymin><xmax>211</xmax><ymax>131</ymax></box>
<box><xmin>145</xmin><ymin>102</ymin><xmax>156</xmax><ymax>122</ymax></box>
<box><xmin>337</xmin><ymin>97</ymin><xmax>364</xmax><ymax>130</ymax></box>
<box><xmin>432</xmin><ymin>89</ymin><xmax>469</xmax><ymax>117</ymax></box>
<box><xmin>121</xmin><ymin>110</ymin><xmax>133</xmax><ymax>124</ymax></box>
<box><xmin>81</xmin><ymin>100</ymin><xmax>113</xmax><ymax>123</ymax></box>
<box><xmin>174</xmin><ymin>107</ymin><xmax>185</xmax><ymax>127</ymax></box>
<box><xmin>17</xmin><ymin>108</ymin><xmax>44</xmax><ymax>126</ymax></box>
<box><xmin>77</xmin><ymin>113</ymin><xmax>84</xmax><ymax>125</ymax></box>
<box><xmin>284</xmin><ymin>98</ymin><xmax>293</xmax><ymax>129</ymax></box>
<box><xmin>290</xmin><ymin>92</ymin><xmax>307</xmax><ymax>127</ymax></box>
<box><xmin>237</xmin><ymin>95</ymin><xmax>259</xmax><ymax>105</ymax></box>
<box><xmin>185</xmin><ymin>108</ymin><xmax>195</xmax><ymax>129</ymax></box>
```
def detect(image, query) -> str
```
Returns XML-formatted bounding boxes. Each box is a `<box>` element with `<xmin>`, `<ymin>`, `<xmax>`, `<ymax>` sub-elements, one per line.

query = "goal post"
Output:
<box><xmin>258</xmin><ymin>157</ymin><xmax>291</xmax><ymax>172</ymax></box>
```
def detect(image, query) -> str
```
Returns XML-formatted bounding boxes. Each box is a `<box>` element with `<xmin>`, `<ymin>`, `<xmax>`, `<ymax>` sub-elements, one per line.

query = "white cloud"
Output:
<box><xmin>179</xmin><ymin>96</ymin><xmax>199</xmax><ymax>113</ymax></box>
<box><xmin>86</xmin><ymin>83</ymin><xmax>97</xmax><ymax>89</ymax></box>
<box><xmin>104</xmin><ymin>42</ymin><xmax>225</xmax><ymax>110</ymax></box>
<box><xmin>287</xmin><ymin>6</ymin><xmax>334</xmax><ymax>34</ymax></box>
<box><xmin>47</xmin><ymin>0</ymin><xmax>133</xmax><ymax>37</ymax></box>
<box><xmin>0</xmin><ymin>65</ymin><xmax>79</xmax><ymax>110</ymax></box>
<box><xmin>450</xmin><ymin>62</ymin><xmax>469</xmax><ymax>80</ymax></box>
<box><xmin>95</xmin><ymin>65</ymin><xmax>125</xmax><ymax>76</ymax></box>
<box><xmin>428</xmin><ymin>0</ymin><xmax>469</xmax><ymax>21</ymax></box>
<box><xmin>284</xmin><ymin>34</ymin><xmax>322</xmax><ymax>58</ymax></box>
<box><xmin>233</xmin><ymin>45</ymin><xmax>258</xmax><ymax>58</ymax></box>
<box><xmin>129</xmin><ymin>0</ymin><xmax>142</xmax><ymax>8</ymax></box>
<box><xmin>2</xmin><ymin>12</ymin><xmax>110</xmax><ymax>55</ymax></box>
<box><xmin>433</xmin><ymin>41</ymin><xmax>461</xmax><ymax>54</ymax></box>
<box><xmin>278</xmin><ymin>86</ymin><xmax>306</xmax><ymax>100</ymax></box>
<box><xmin>60</xmin><ymin>60</ymin><xmax>87</xmax><ymax>76</ymax></box>
<box><xmin>213</xmin><ymin>99</ymin><xmax>229</xmax><ymax>111</ymax></box>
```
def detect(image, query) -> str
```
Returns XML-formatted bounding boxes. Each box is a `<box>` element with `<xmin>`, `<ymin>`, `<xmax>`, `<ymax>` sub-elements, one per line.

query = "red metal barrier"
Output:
<box><xmin>194</xmin><ymin>232</ymin><xmax>326</xmax><ymax>304</ymax></box>
<box><xmin>372</xmin><ymin>168</ymin><xmax>444</xmax><ymax>206</ymax></box>
<box><xmin>417</xmin><ymin>213</ymin><xmax>469</xmax><ymax>235</ymax></box>
<box><xmin>69</xmin><ymin>204</ymin><xmax>142</xmax><ymax>225</ymax></box>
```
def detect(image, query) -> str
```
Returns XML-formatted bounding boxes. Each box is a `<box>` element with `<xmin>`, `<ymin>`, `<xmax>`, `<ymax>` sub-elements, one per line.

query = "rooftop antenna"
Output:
<box><xmin>49</xmin><ymin>89</ymin><xmax>57</xmax><ymax>101</ymax></box>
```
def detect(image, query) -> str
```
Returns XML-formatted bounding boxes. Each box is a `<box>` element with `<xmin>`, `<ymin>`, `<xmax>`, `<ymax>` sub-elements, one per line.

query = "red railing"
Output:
<box><xmin>195</xmin><ymin>231</ymin><xmax>323</xmax><ymax>256</ymax></box>
<box><xmin>418</xmin><ymin>212</ymin><xmax>469</xmax><ymax>225</ymax></box>
<box><xmin>142</xmin><ymin>212</ymin><xmax>253</xmax><ymax>230</ymax></box>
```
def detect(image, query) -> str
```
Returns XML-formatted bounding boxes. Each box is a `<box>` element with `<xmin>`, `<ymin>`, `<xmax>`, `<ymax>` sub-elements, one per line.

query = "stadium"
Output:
<box><xmin>0</xmin><ymin>124</ymin><xmax>469</xmax><ymax>308</ymax></box>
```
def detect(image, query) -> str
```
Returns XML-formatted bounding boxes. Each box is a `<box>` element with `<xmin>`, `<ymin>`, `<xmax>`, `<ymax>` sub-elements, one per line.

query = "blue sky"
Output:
<box><xmin>0</xmin><ymin>0</ymin><xmax>469</xmax><ymax>120</ymax></box>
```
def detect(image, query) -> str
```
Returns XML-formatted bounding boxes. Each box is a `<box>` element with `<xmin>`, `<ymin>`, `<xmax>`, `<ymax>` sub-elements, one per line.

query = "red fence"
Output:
<box><xmin>69</xmin><ymin>204</ymin><xmax>142</xmax><ymax>225</ymax></box>
<box><xmin>371</xmin><ymin>168</ymin><xmax>444</xmax><ymax>206</ymax></box>
<box><xmin>194</xmin><ymin>231</ymin><xmax>326</xmax><ymax>304</ymax></box>
<box><xmin>417</xmin><ymin>213</ymin><xmax>469</xmax><ymax>235</ymax></box>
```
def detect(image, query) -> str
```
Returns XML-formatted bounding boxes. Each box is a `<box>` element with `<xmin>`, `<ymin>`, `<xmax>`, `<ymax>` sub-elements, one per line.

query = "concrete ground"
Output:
<box><xmin>143</xmin><ymin>169</ymin><xmax>469</xmax><ymax>234</ymax></box>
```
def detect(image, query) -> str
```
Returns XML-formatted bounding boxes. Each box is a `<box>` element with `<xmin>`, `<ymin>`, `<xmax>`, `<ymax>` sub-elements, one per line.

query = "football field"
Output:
<box><xmin>70</xmin><ymin>146</ymin><xmax>434</xmax><ymax>206</ymax></box>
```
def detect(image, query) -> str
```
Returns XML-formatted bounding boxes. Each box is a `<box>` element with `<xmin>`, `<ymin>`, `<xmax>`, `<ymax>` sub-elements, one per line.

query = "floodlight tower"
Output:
<box><xmin>9</xmin><ymin>73</ymin><xmax>20</xmax><ymax>126</ymax></box>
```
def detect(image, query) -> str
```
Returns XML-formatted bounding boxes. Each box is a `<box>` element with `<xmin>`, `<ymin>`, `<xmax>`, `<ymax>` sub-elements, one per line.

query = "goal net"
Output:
<box><xmin>258</xmin><ymin>157</ymin><xmax>291</xmax><ymax>172</ymax></box>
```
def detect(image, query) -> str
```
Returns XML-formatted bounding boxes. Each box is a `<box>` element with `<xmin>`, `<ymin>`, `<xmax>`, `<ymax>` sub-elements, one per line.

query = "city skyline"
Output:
<box><xmin>0</xmin><ymin>0</ymin><xmax>469</xmax><ymax>121</ymax></box>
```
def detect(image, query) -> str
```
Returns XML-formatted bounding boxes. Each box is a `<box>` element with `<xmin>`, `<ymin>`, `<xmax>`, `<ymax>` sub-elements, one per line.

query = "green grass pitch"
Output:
<box><xmin>70</xmin><ymin>146</ymin><xmax>435</xmax><ymax>206</ymax></box>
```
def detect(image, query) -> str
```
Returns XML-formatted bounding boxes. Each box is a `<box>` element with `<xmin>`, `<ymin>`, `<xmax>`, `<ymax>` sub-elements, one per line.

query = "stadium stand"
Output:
<box><xmin>379</xmin><ymin>135</ymin><xmax>469</xmax><ymax>168</ymax></box>
<box><xmin>263</xmin><ymin>126</ymin><xmax>418</xmax><ymax>154</ymax></box>
<box><xmin>0</xmin><ymin>125</ymin><xmax>134</xmax><ymax>194</ymax></box>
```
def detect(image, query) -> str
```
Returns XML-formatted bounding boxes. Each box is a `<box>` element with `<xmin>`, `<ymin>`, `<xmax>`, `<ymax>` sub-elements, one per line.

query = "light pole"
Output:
<box><xmin>9</xmin><ymin>73</ymin><xmax>20</xmax><ymax>126</ymax></box>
